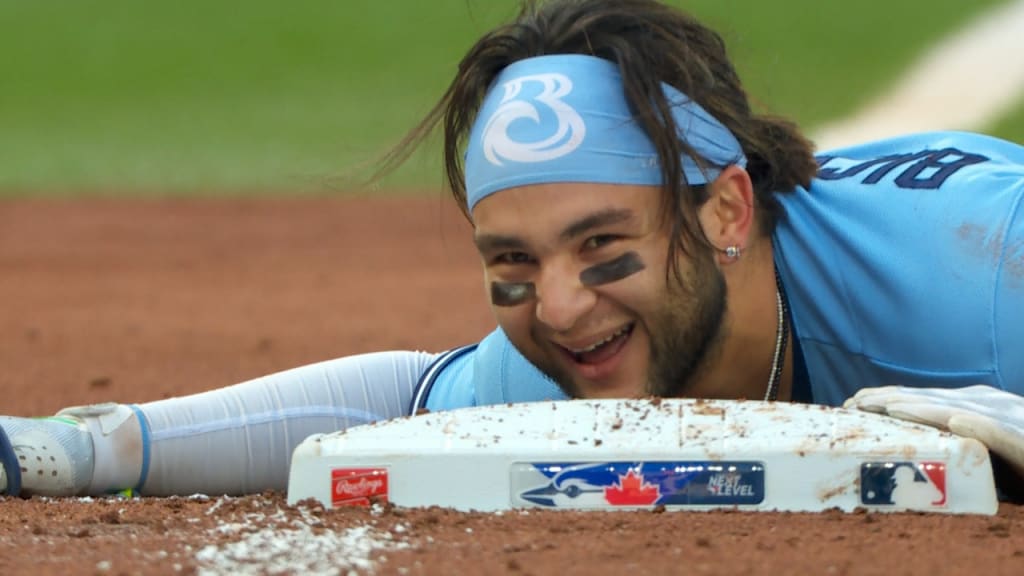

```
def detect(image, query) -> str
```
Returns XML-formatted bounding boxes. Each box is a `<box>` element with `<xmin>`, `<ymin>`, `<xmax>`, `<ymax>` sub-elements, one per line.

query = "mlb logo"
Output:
<box><xmin>860</xmin><ymin>461</ymin><xmax>947</xmax><ymax>508</ymax></box>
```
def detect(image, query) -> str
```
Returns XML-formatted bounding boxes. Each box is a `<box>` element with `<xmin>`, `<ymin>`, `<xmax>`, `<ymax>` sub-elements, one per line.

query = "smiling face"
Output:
<box><xmin>472</xmin><ymin>182</ymin><xmax>728</xmax><ymax>399</ymax></box>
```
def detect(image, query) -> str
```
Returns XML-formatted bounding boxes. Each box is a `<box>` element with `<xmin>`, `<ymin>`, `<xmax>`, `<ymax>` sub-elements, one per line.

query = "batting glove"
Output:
<box><xmin>844</xmin><ymin>384</ymin><xmax>1024</xmax><ymax>481</ymax></box>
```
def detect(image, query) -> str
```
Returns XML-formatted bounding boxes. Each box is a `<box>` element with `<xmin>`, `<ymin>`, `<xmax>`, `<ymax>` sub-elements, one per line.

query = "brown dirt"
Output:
<box><xmin>1</xmin><ymin>196</ymin><xmax>1022</xmax><ymax>575</ymax></box>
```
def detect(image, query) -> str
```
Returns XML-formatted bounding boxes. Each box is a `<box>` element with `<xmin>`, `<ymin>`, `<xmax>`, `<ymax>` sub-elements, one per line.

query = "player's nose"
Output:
<box><xmin>534</xmin><ymin>264</ymin><xmax>597</xmax><ymax>332</ymax></box>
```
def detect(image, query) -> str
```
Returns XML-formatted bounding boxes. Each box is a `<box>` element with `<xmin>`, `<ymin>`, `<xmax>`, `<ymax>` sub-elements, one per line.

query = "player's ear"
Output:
<box><xmin>698</xmin><ymin>165</ymin><xmax>755</xmax><ymax>264</ymax></box>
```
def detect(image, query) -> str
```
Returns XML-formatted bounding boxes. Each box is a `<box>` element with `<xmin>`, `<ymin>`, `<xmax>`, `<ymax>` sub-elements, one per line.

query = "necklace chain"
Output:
<box><xmin>764</xmin><ymin>268</ymin><xmax>789</xmax><ymax>402</ymax></box>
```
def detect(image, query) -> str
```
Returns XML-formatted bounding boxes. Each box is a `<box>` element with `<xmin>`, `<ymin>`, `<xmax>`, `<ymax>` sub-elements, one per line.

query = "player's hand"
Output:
<box><xmin>844</xmin><ymin>385</ymin><xmax>1024</xmax><ymax>479</ymax></box>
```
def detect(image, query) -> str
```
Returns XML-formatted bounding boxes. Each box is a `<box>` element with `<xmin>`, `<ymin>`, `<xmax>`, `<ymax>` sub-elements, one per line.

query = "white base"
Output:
<box><xmin>287</xmin><ymin>399</ymin><xmax>997</xmax><ymax>515</ymax></box>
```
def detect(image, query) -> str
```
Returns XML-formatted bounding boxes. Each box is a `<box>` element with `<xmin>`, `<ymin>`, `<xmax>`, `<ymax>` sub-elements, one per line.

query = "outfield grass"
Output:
<box><xmin>0</xmin><ymin>0</ymin><xmax>1015</xmax><ymax>194</ymax></box>
<box><xmin>992</xmin><ymin>106</ymin><xmax>1024</xmax><ymax>145</ymax></box>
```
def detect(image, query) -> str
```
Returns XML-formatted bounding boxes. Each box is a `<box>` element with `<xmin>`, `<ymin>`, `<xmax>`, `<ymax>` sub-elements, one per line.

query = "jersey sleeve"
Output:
<box><xmin>411</xmin><ymin>345</ymin><xmax>479</xmax><ymax>412</ymax></box>
<box><xmin>413</xmin><ymin>328</ymin><xmax>569</xmax><ymax>411</ymax></box>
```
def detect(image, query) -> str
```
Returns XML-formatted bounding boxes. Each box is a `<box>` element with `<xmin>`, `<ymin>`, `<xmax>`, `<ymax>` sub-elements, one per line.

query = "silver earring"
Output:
<box><xmin>725</xmin><ymin>245</ymin><xmax>741</xmax><ymax>259</ymax></box>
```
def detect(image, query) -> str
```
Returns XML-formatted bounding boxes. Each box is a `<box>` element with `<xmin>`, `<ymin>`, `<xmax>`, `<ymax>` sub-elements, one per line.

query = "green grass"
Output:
<box><xmin>0</xmin><ymin>0</ymin><xmax>1014</xmax><ymax>194</ymax></box>
<box><xmin>0</xmin><ymin>0</ymin><xmax>517</xmax><ymax>194</ymax></box>
<box><xmin>991</xmin><ymin>105</ymin><xmax>1024</xmax><ymax>145</ymax></box>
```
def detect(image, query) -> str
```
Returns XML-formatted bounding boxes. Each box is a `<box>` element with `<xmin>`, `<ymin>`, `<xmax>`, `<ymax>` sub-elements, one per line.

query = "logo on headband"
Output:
<box><xmin>481</xmin><ymin>73</ymin><xmax>586</xmax><ymax>166</ymax></box>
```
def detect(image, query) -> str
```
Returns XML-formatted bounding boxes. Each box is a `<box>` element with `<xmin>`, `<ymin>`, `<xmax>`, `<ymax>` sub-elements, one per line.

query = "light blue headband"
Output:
<box><xmin>465</xmin><ymin>54</ymin><xmax>747</xmax><ymax>212</ymax></box>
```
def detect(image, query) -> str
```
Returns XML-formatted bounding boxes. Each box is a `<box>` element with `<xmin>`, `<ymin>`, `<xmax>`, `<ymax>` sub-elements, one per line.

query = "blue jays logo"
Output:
<box><xmin>860</xmin><ymin>461</ymin><xmax>947</xmax><ymax>508</ymax></box>
<box><xmin>511</xmin><ymin>461</ymin><xmax>765</xmax><ymax>509</ymax></box>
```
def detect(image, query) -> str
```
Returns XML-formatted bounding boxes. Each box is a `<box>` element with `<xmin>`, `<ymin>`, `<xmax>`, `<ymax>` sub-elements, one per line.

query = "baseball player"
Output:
<box><xmin>2</xmin><ymin>0</ymin><xmax>1023</xmax><ymax>499</ymax></box>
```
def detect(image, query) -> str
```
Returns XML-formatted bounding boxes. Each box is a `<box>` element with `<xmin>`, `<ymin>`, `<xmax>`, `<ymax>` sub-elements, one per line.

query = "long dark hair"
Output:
<box><xmin>382</xmin><ymin>0</ymin><xmax>818</xmax><ymax>280</ymax></box>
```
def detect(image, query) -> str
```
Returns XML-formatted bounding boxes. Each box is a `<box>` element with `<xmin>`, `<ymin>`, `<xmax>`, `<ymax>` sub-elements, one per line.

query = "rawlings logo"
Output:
<box><xmin>481</xmin><ymin>72</ymin><xmax>586</xmax><ymax>166</ymax></box>
<box><xmin>331</xmin><ymin>467</ymin><xmax>388</xmax><ymax>507</ymax></box>
<box><xmin>334</xmin><ymin>477</ymin><xmax>385</xmax><ymax>497</ymax></box>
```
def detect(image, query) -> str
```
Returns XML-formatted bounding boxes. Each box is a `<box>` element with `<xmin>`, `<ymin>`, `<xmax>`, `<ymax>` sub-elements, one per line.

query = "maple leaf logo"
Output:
<box><xmin>604</xmin><ymin>469</ymin><xmax>660</xmax><ymax>506</ymax></box>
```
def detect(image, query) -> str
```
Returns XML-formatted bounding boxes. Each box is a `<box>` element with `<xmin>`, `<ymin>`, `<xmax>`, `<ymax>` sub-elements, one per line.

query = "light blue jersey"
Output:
<box><xmin>777</xmin><ymin>131</ymin><xmax>1024</xmax><ymax>405</ymax></box>
<box><xmin>413</xmin><ymin>131</ymin><xmax>1024</xmax><ymax>411</ymax></box>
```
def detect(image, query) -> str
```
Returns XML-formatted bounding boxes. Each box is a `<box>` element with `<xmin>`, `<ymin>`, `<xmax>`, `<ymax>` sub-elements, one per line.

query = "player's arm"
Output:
<box><xmin>0</xmin><ymin>350</ymin><xmax>441</xmax><ymax>498</ymax></box>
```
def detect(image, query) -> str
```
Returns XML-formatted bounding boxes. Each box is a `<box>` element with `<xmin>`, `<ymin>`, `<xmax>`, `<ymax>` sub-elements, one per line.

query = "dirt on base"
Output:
<box><xmin>1</xmin><ymin>196</ymin><xmax>1022</xmax><ymax>575</ymax></box>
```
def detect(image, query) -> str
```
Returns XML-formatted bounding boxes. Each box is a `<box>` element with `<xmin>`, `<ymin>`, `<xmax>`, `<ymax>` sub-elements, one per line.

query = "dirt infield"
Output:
<box><xmin>1</xmin><ymin>197</ymin><xmax>1022</xmax><ymax>575</ymax></box>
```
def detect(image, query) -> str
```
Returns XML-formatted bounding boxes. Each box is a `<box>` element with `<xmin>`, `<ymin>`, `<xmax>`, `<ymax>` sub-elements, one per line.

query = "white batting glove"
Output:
<box><xmin>844</xmin><ymin>385</ymin><xmax>1024</xmax><ymax>479</ymax></box>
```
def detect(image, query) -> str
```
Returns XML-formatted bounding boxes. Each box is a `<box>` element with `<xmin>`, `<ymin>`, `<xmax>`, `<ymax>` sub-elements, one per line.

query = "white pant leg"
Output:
<box><xmin>137</xmin><ymin>350</ymin><xmax>439</xmax><ymax>496</ymax></box>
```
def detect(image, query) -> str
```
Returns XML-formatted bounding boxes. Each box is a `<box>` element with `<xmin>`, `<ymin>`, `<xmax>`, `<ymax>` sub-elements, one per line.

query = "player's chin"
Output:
<box><xmin>575</xmin><ymin>380</ymin><xmax>648</xmax><ymax>400</ymax></box>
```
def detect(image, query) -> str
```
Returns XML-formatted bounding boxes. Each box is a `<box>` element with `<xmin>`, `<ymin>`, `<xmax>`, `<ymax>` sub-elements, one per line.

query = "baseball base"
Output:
<box><xmin>286</xmin><ymin>398</ymin><xmax>998</xmax><ymax>515</ymax></box>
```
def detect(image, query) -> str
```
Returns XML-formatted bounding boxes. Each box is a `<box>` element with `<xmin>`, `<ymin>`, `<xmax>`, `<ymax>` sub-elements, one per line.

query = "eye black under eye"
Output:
<box><xmin>579</xmin><ymin>251</ymin><xmax>646</xmax><ymax>286</ymax></box>
<box><xmin>491</xmin><ymin>282</ymin><xmax>535</xmax><ymax>306</ymax></box>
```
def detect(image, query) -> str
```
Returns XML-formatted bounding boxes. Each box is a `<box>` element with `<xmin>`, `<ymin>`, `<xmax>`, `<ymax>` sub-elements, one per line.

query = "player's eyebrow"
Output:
<box><xmin>474</xmin><ymin>208</ymin><xmax>635</xmax><ymax>254</ymax></box>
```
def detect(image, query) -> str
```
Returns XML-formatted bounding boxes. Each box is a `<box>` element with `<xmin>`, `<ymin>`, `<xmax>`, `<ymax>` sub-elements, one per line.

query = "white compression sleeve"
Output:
<box><xmin>137</xmin><ymin>350</ymin><xmax>440</xmax><ymax>496</ymax></box>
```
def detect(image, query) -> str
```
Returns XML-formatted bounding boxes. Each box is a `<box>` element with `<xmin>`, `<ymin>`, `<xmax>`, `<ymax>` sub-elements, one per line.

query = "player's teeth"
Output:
<box><xmin>572</xmin><ymin>326</ymin><xmax>628</xmax><ymax>353</ymax></box>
